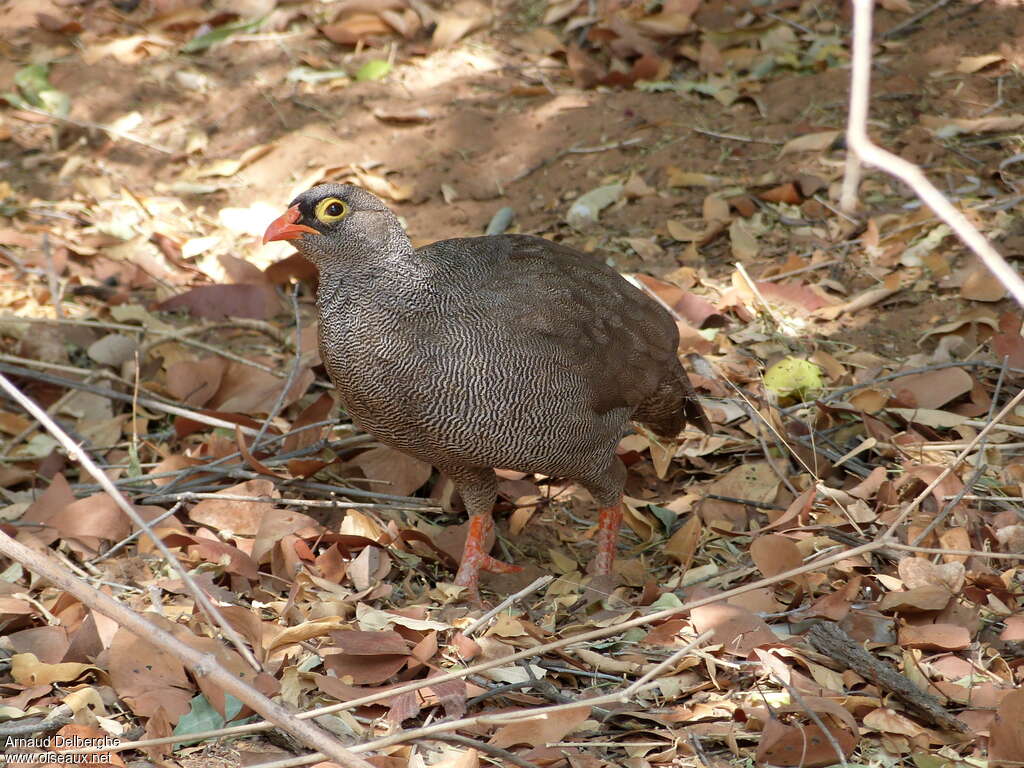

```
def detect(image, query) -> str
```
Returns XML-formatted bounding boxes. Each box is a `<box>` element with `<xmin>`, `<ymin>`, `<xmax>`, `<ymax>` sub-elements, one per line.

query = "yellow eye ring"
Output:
<box><xmin>314</xmin><ymin>197</ymin><xmax>349</xmax><ymax>223</ymax></box>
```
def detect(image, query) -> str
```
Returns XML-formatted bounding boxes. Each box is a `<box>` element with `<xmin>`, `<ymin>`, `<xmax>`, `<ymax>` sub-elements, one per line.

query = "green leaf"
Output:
<box><xmin>182</xmin><ymin>17</ymin><xmax>265</xmax><ymax>53</ymax></box>
<box><xmin>10</xmin><ymin>63</ymin><xmax>70</xmax><ymax>116</ymax></box>
<box><xmin>355</xmin><ymin>59</ymin><xmax>391</xmax><ymax>82</ymax></box>
<box><xmin>173</xmin><ymin>694</ymin><xmax>249</xmax><ymax>748</ymax></box>
<box><xmin>763</xmin><ymin>357</ymin><xmax>824</xmax><ymax>401</ymax></box>
<box><xmin>173</xmin><ymin>695</ymin><xmax>224</xmax><ymax>747</ymax></box>
<box><xmin>647</xmin><ymin>504</ymin><xmax>675</xmax><ymax>534</ymax></box>
<box><xmin>15</xmin><ymin>64</ymin><xmax>52</xmax><ymax>101</ymax></box>
<box><xmin>634</xmin><ymin>80</ymin><xmax>681</xmax><ymax>92</ymax></box>
<box><xmin>649</xmin><ymin>592</ymin><xmax>684</xmax><ymax>610</ymax></box>
<box><xmin>286</xmin><ymin>66</ymin><xmax>349</xmax><ymax>84</ymax></box>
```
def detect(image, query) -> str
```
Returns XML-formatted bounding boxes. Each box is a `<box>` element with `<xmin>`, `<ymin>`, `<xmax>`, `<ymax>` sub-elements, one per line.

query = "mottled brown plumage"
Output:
<box><xmin>264</xmin><ymin>184</ymin><xmax>711</xmax><ymax>595</ymax></box>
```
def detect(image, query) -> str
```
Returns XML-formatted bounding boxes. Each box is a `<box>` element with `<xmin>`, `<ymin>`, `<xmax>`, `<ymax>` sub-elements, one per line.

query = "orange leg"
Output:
<box><xmin>592</xmin><ymin>503</ymin><xmax>624</xmax><ymax>576</ymax></box>
<box><xmin>453</xmin><ymin>514</ymin><xmax>522</xmax><ymax>591</ymax></box>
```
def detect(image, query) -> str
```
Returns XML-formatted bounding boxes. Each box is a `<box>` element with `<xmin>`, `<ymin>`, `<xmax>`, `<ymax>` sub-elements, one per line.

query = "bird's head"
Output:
<box><xmin>262</xmin><ymin>184</ymin><xmax>408</xmax><ymax>267</ymax></box>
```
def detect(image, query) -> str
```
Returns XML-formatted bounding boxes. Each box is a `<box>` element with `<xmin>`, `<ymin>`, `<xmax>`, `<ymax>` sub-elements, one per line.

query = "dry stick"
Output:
<box><xmin>253</xmin><ymin>286</ymin><xmax>303</xmax><ymax>452</ymax></box>
<box><xmin>137</xmin><ymin>334</ymin><xmax>282</xmax><ymax>376</ymax></box>
<box><xmin>882</xmin><ymin>387</ymin><xmax>1024</xmax><ymax>539</ymax></box>
<box><xmin>0</xmin><ymin>360</ymin><xmax>265</xmax><ymax>437</ymax></box>
<box><xmin>761</xmin><ymin>258</ymin><xmax>842</xmax><ymax>283</ymax></box>
<box><xmin>844</xmin><ymin>0</ymin><xmax>1024</xmax><ymax>308</ymax></box>
<box><xmin>0</xmin><ymin>315</ymin><xmax>287</xmax><ymax>346</ymax></box>
<box><xmin>42</xmin><ymin>234</ymin><xmax>63</xmax><ymax>320</ymax></box>
<box><xmin>89</xmin><ymin>502</ymin><xmax>185</xmax><ymax>565</ymax></box>
<box><xmin>0</xmin><ymin>532</ymin><xmax>374</xmax><ymax>768</ymax></box>
<box><xmin>12</xmin><ymin>105</ymin><xmax>173</xmax><ymax>153</ymax></box>
<box><xmin>72</xmin><ymin>543</ymin><xmax>881</xmax><ymax>756</ymax></box>
<box><xmin>693</xmin><ymin>127</ymin><xmax>784</xmax><ymax>145</ymax></box>
<box><xmin>882</xmin><ymin>0</ymin><xmax>953</xmax><ymax>39</ymax></box>
<box><xmin>0</xmin><ymin>372</ymin><xmax>260</xmax><ymax>670</ymax></box>
<box><xmin>768</xmin><ymin>674</ymin><xmax>848</xmax><ymax>767</ymax></box>
<box><xmin>235</xmin><ymin>634</ymin><xmax>719</xmax><ymax>768</ymax></box>
<box><xmin>783</xmin><ymin>361</ymin><xmax>1024</xmax><ymax>414</ymax></box>
<box><xmin>888</xmin><ymin>543</ymin><xmax>1024</xmax><ymax>561</ymax></box>
<box><xmin>462</xmin><ymin>575</ymin><xmax>554</xmax><ymax>637</ymax></box>
<box><xmin>142</xmin><ymin>492</ymin><xmax>439</xmax><ymax>513</ymax></box>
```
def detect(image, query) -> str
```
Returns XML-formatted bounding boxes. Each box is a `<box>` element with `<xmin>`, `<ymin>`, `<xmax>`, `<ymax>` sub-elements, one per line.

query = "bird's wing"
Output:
<box><xmin>423</xmin><ymin>235</ymin><xmax>680</xmax><ymax>414</ymax></box>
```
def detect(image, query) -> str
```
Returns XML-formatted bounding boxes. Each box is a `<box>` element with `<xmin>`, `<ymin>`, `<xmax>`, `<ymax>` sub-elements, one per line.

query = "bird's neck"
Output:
<box><xmin>314</xmin><ymin>245</ymin><xmax>434</xmax><ymax>314</ymax></box>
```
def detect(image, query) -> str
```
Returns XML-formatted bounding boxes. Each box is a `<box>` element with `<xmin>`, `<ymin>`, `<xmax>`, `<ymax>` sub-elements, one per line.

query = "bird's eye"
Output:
<box><xmin>314</xmin><ymin>197</ymin><xmax>349</xmax><ymax>223</ymax></box>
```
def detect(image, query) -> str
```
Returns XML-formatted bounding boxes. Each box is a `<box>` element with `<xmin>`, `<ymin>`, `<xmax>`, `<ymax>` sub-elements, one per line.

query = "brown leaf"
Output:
<box><xmin>490</xmin><ymin>704</ymin><xmax>590</xmax><ymax>749</ymax></box>
<box><xmin>750</xmin><ymin>534</ymin><xmax>803</xmax><ymax>580</ymax></box>
<box><xmin>431</xmin><ymin>1</ymin><xmax>491</xmax><ymax>49</ymax></box>
<box><xmin>758</xmin><ymin>182</ymin><xmax>802</xmax><ymax>205</ymax></box>
<box><xmin>107</xmin><ymin>620</ymin><xmax>192</xmax><ymax>721</ymax></box>
<box><xmin>664</xmin><ymin>514</ymin><xmax>700</xmax><ymax>569</ymax></box>
<box><xmin>993</xmin><ymin>312</ymin><xmax>1024</xmax><ymax>368</ymax></box>
<box><xmin>208</xmin><ymin>360</ymin><xmax>314</xmax><ymax>415</ymax></box>
<box><xmin>898</xmin><ymin>623</ymin><xmax>970</xmax><ymax>650</ymax></box>
<box><xmin>321</xmin><ymin>13</ymin><xmax>393</xmax><ymax>45</ymax></box>
<box><xmin>756</xmin><ymin>700</ymin><xmax>858</xmax><ymax>767</ymax></box>
<box><xmin>961</xmin><ymin>259</ymin><xmax>1007</xmax><ymax>301</ymax></box>
<box><xmin>780</xmin><ymin>130</ymin><xmax>840</xmax><ymax>155</ymax></box>
<box><xmin>888</xmin><ymin>367</ymin><xmax>973</xmax><ymax>409</ymax></box>
<box><xmin>189</xmin><ymin>479</ymin><xmax>278</xmax><ymax>536</ymax></box>
<box><xmin>351</xmin><ymin>446</ymin><xmax>432</xmax><ymax>497</ymax></box>
<box><xmin>284</xmin><ymin>391</ymin><xmax>335</xmax><ymax>453</ymax></box>
<box><xmin>878</xmin><ymin>585</ymin><xmax>952</xmax><ymax>613</ymax></box>
<box><xmin>159</xmin><ymin>284</ymin><xmax>280</xmax><ymax>320</ymax></box>
<box><xmin>689</xmin><ymin>603</ymin><xmax>776</xmax><ymax>656</ymax></box>
<box><xmin>990</xmin><ymin>689</ymin><xmax>1024</xmax><ymax>767</ymax></box>
<box><xmin>165</xmin><ymin>357</ymin><xmax>228</xmax><ymax>408</ymax></box>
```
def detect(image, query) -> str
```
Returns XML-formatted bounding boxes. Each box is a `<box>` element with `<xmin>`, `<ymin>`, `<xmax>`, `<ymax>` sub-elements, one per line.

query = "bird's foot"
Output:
<box><xmin>453</xmin><ymin>513</ymin><xmax>523</xmax><ymax>599</ymax></box>
<box><xmin>590</xmin><ymin>503</ymin><xmax>624</xmax><ymax>576</ymax></box>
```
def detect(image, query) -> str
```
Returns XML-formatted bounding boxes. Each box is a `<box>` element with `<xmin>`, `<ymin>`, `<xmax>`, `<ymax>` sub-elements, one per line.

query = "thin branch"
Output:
<box><xmin>0</xmin><ymin>361</ymin><xmax>266</xmax><ymax>437</ymax></box>
<box><xmin>0</xmin><ymin>372</ymin><xmax>260</xmax><ymax>670</ymax></box>
<box><xmin>0</xmin><ymin>531</ymin><xmax>374</xmax><ymax>768</ymax></box>
<box><xmin>252</xmin><ymin>285</ymin><xmax>303</xmax><ymax>451</ymax></box>
<box><xmin>882</xmin><ymin>387</ymin><xmax>1024</xmax><ymax>538</ymax></box>
<box><xmin>844</xmin><ymin>0</ymin><xmax>1024</xmax><ymax>307</ymax></box>
<box><xmin>70</xmin><ymin>540</ymin><xmax>884</xmax><ymax>755</ymax></box>
<box><xmin>462</xmin><ymin>575</ymin><xmax>554</xmax><ymax>637</ymax></box>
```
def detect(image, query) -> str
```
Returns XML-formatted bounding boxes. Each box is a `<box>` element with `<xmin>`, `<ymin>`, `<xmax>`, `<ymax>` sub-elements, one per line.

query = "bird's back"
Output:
<box><xmin>418</xmin><ymin>234</ymin><xmax>682</xmax><ymax>417</ymax></box>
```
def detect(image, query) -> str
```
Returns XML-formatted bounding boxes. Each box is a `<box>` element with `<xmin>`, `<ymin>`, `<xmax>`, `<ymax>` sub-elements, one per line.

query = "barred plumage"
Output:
<box><xmin>264</xmin><ymin>184</ymin><xmax>711</xmax><ymax>595</ymax></box>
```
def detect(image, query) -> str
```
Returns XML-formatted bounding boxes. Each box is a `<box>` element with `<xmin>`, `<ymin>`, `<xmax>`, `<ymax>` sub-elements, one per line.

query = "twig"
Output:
<box><xmin>693</xmin><ymin>127</ymin><xmax>784</xmax><ymax>145</ymax></box>
<box><xmin>0</xmin><ymin>315</ymin><xmax>287</xmax><ymax>345</ymax></box>
<box><xmin>462</xmin><ymin>575</ymin><xmax>554</xmax><ymax>637</ymax></box>
<box><xmin>565</xmin><ymin>137</ymin><xmax>643</xmax><ymax>154</ymax></box>
<box><xmin>0</xmin><ymin>361</ymin><xmax>265</xmax><ymax>437</ymax></box>
<box><xmin>42</xmin><ymin>234</ymin><xmax>63</xmax><ymax>319</ymax></box>
<box><xmin>845</xmin><ymin>0</ymin><xmax>1024</xmax><ymax>307</ymax></box>
<box><xmin>253</xmin><ymin>285</ymin><xmax>303</xmax><ymax>451</ymax></box>
<box><xmin>142</xmin><ymin>491</ymin><xmax>439</xmax><ymax>513</ymax></box>
<box><xmin>419</xmin><ymin>734</ymin><xmax>542</xmax><ymax>768</ymax></box>
<box><xmin>11</xmin><ymin>105</ymin><xmax>173</xmax><ymax>153</ymax></box>
<box><xmin>769</xmin><ymin>674</ymin><xmax>849</xmax><ymax>766</ymax></box>
<box><xmin>0</xmin><ymin>373</ymin><xmax>261</xmax><ymax>670</ymax></box>
<box><xmin>136</xmin><ymin>334</ymin><xmax>283</xmax><ymax>376</ymax></box>
<box><xmin>882</xmin><ymin>0</ymin><xmax>953</xmax><ymax>39</ymax></box>
<box><xmin>88</xmin><ymin>502</ymin><xmax>185</xmax><ymax>564</ymax></box>
<box><xmin>507</xmin><ymin>138</ymin><xmax>642</xmax><ymax>184</ymax></box>
<box><xmin>783</xmin><ymin>361</ymin><xmax>1024</xmax><ymax>413</ymax></box>
<box><xmin>882</xmin><ymin>387</ymin><xmax>1024</xmax><ymax>538</ymax></box>
<box><xmin>888</xmin><ymin>542</ymin><xmax>1024</xmax><ymax>560</ymax></box>
<box><xmin>761</xmin><ymin>258</ymin><xmax>841</xmax><ymax>282</ymax></box>
<box><xmin>70</xmin><ymin>541</ymin><xmax>885</xmax><ymax>756</ymax></box>
<box><xmin>0</xmin><ymin>531</ymin><xmax>374</xmax><ymax>768</ymax></box>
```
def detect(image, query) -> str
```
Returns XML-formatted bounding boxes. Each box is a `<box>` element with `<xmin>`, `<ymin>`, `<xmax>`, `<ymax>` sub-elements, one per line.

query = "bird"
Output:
<box><xmin>263</xmin><ymin>184</ymin><xmax>711</xmax><ymax>598</ymax></box>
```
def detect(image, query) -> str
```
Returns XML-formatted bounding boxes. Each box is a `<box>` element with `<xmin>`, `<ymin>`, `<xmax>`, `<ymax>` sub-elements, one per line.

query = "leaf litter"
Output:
<box><xmin>2</xmin><ymin>0</ymin><xmax>1024</xmax><ymax>766</ymax></box>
